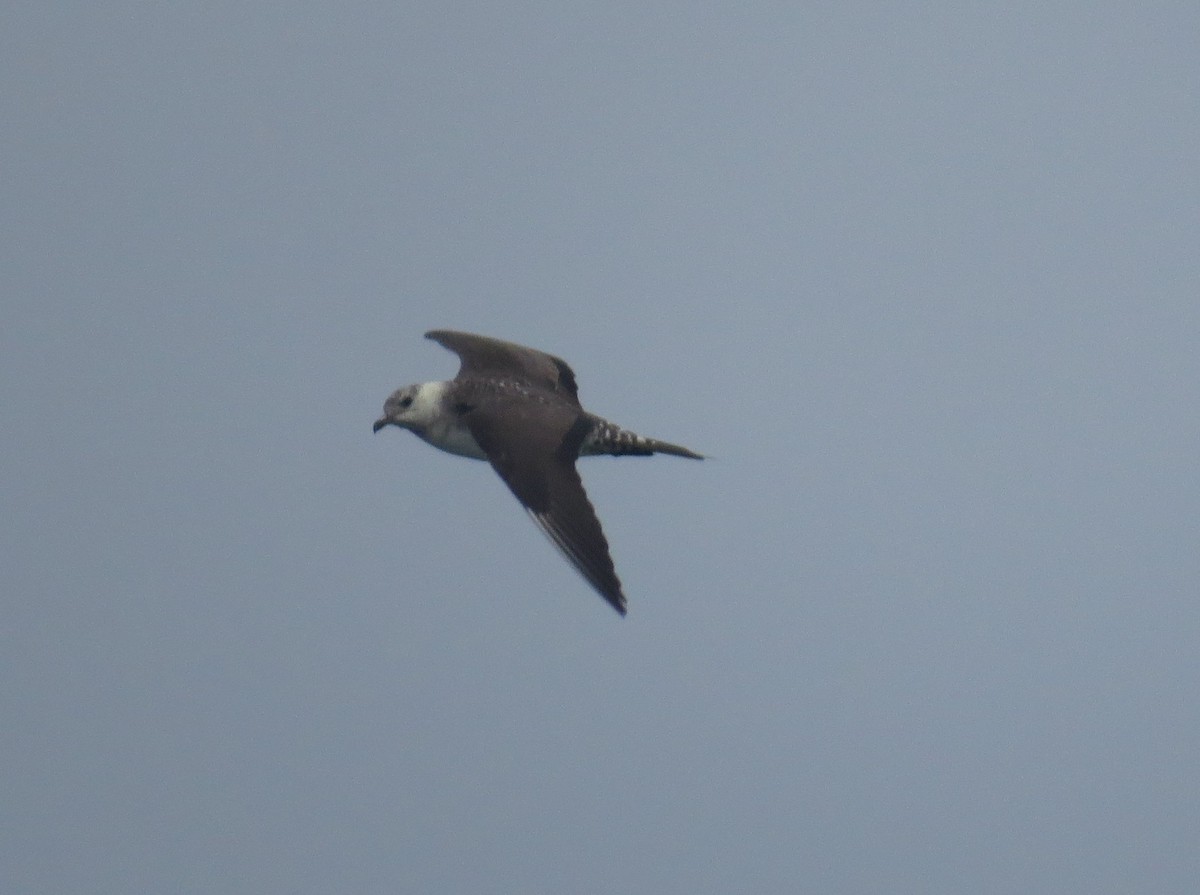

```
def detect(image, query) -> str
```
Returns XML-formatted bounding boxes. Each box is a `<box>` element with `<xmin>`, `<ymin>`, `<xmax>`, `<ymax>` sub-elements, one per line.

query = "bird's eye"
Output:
<box><xmin>398</xmin><ymin>395</ymin><xmax>413</xmax><ymax>409</ymax></box>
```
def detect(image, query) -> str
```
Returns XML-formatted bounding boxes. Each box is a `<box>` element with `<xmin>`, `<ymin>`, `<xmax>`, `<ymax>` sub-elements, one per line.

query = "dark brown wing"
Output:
<box><xmin>461</xmin><ymin>392</ymin><xmax>626</xmax><ymax>616</ymax></box>
<box><xmin>425</xmin><ymin>330</ymin><xmax>581</xmax><ymax>406</ymax></box>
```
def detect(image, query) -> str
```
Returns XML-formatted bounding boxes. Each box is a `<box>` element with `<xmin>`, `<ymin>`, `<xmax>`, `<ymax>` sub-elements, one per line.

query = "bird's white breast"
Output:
<box><xmin>419</xmin><ymin>418</ymin><xmax>487</xmax><ymax>460</ymax></box>
<box><xmin>411</xmin><ymin>381</ymin><xmax>488</xmax><ymax>460</ymax></box>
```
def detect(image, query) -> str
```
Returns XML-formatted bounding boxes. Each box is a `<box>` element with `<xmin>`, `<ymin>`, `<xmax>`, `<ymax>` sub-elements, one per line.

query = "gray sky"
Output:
<box><xmin>4</xmin><ymin>3</ymin><xmax>1198</xmax><ymax>893</ymax></box>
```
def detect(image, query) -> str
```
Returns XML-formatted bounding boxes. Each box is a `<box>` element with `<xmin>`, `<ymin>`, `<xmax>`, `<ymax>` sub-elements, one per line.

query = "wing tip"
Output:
<box><xmin>525</xmin><ymin>507</ymin><xmax>628</xmax><ymax>617</ymax></box>
<box><xmin>610</xmin><ymin>595</ymin><xmax>629</xmax><ymax>617</ymax></box>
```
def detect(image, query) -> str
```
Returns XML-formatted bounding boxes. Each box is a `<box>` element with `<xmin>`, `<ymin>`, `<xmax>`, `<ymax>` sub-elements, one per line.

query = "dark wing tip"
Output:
<box><xmin>602</xmin><ymin>591</ymin><xmax>629</xmax><ymax>617</ymax></box>
<box><xmin>525</xmin><ymin>506</ymin><xmax>627</xmax><ymax>617</ymax></box>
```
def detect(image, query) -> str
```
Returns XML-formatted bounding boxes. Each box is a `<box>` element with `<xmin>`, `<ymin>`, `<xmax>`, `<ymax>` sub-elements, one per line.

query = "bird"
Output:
<box><xmin>373</xmin><ymin>330</ymin><xmax>703</xmax><ymax>616</ymax></box>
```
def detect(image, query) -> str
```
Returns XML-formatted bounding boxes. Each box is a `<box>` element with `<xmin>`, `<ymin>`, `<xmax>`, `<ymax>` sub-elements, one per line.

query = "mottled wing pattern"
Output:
<box><xmin>425</xmin><ymin>330</ymin><xmax>581</xmax><ymax>406</ymax></box>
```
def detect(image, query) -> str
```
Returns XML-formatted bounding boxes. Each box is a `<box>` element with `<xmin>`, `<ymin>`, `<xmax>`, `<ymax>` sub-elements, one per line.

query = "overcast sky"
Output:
<box><xmin>4</xmin><ymin>4</ymin><xmax>1199</xmax><ymax>893</ymax></box>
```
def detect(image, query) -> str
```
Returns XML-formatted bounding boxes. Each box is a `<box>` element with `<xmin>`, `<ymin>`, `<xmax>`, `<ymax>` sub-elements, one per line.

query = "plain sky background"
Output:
<box><xmin>4</xmin><ymin>3</ymin><xmax>1198</xmax><ymax>893</ymax></box>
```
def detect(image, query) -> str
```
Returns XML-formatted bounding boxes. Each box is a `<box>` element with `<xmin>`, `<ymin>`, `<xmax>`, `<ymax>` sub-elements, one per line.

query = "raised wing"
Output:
<box><xmin>425</xmin><ymin>330</ymin><xmax>581</xmax><ymax>406</ymax></box>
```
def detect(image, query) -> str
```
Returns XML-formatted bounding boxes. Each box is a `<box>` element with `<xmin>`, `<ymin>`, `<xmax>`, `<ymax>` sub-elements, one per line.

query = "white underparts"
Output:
<box><xmin>408</xmin><ymin>381</ymin><xmax>489</xmax><ymax>460</ymax></box>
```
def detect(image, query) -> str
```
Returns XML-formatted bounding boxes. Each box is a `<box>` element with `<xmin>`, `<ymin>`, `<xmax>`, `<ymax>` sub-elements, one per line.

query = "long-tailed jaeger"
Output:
<box><xmin>373</xmin><ymin>330</ymin><xmax>703</xmax><ymax>616</ymax></box>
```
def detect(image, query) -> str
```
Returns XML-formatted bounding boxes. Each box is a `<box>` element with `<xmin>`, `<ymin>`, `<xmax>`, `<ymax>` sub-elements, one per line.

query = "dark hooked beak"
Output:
<box><xmin>372</xmin><ymin>417</ymin><xmax>390</xmax><ymax>433</ymax></box>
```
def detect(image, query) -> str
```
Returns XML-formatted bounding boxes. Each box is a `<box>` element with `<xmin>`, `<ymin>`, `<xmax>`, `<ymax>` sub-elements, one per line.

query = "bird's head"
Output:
<box><xmin>373</xmin><ymin>382</ymin><xmax>445</xmax><ymax>434</ymax></box>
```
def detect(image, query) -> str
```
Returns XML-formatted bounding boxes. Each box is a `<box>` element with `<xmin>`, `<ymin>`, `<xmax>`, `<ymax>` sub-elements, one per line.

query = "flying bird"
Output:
<box><xmin>373</xmin><ymin>330</ymin><xmax>703</xmax><ymax>615</ymax></box>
